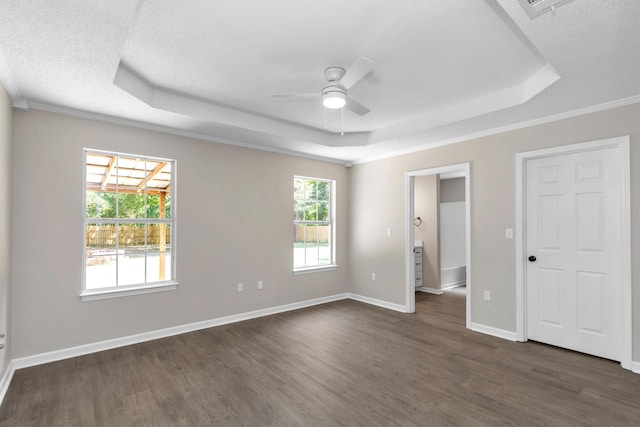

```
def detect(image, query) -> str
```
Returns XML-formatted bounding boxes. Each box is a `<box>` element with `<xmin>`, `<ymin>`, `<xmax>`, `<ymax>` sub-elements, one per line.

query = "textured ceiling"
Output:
<box><xmin>0</xmin><ymin>0</ymin><xmax>638</xmax><ymax>163</ymax></box>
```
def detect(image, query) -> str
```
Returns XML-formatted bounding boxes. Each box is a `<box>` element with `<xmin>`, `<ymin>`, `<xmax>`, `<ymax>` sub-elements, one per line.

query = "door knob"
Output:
<box><xmin>528</xmin><ymin>255</ymin><xmax>537</xmax><ymax>262</ymax></box>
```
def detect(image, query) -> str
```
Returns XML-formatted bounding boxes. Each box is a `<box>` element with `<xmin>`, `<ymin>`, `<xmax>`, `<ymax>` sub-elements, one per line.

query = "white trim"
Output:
<box><xmin>632</xmin><ymin>361</ymin><xmax>640</xmax><ymax>375</ymax></box>
<box><xmin>355</xmin><ymin>95</ymin><xmax>640</xmax><ymax>165</ymax></box>
<box><xmin>415</xmin><ymin>287</ymin><xmax>444</xmax><ymax>295</ymax></box>
<box><xmin>80</xmin><ymin>282</ymin><xmax>178</xmax><ymax>302</ymax></box>
<box><xmin>20</xmin><ymin>95</ymin><xmax>640</xmax><ymax>167</ymax></box>
<box><xmin>406</xmin><ymin>163</ymin><xmax>471</xmax><ymax>329</ymax></box>
<box><xmin>0</xmin><ymin>361</ymin><xmax>15</xmax><ymax>407</ymax></box>
<box><xmin>471</xmin><ymin>323</ymin><xmax>518</xmax><ymax>342</ymax></box>
<box><xmin>347</xmin><ymin>293</ymin><xmax>407</xmax><ymax>313</ymax></box>
<box><xmin>405</xmin><ymin>173</ymin><xmax>415</xmax><ymax>313</ymax></box>
<box><xmin>441</xmin><ymin>283</ymin><xmax>466</xmax><ymax>291</ymax></box>
<box><xmin>13</xmin><ymin>293</ymin><xmax>351</xmax><ymax>369</ymax></box>
<box><xmin>3</xmin><ymin>288</ymin><xmax>634</xmax><ymax>397</ymax></box>
<box><xmin>26</xmin><ymin>102</ymin><xmax>345</xmax><ymax>165</ymax></box>
<box><xmin>515</xmin><ymin>136</ymin><xmax>633</xmax><ymax>368</ymax></box>
<box><xmin>9</xmin><ymin>293</ymin><xmax>409</xmax><ymax>371</ymax></box>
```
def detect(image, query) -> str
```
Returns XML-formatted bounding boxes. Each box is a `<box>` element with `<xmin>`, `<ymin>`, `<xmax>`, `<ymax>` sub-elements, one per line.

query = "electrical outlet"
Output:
<box><xmin>371</xmin><ymin>273</ymin><xmax>376</xmax><ymax>281</ymax></box>
<box><xmin>387</xmin><ymin>227</ymin><xmax>393</xmax><ymax>236</ymax></box>
<box><xmin>258</xmin><ymin>280</ymin><xmax>263</xmax><ymax>290</ymax></box>
<box><xmin>237</xmin><ymin>282</ymin><xmax>243</xmax><ymax>293</ymax></box>
<box><xmin>483</xmin><ymin>290</ymin><xmax>491</xmax><ymax>301</ymax></box>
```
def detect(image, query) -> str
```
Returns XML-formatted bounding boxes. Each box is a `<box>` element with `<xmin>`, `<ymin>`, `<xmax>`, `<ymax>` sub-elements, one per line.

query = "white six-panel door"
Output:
<box><xmin>525</xmin><ymin>147</ymin><xmax>622</xmax><ymax>361</ymax></box>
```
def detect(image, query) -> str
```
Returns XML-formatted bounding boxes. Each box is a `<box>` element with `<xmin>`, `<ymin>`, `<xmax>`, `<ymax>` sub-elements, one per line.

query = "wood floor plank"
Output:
<box><xmin>1</xmin><ymin>290</ymin><xmax>640</xmax><ymax>426</ymax></box>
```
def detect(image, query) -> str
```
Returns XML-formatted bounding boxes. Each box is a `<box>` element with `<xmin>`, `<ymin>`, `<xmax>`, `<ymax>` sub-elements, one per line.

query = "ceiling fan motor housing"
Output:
<box><xmin>324</xmin><ymin>66</ymin><xmax>345</xmax><ymax>82</ymax></box>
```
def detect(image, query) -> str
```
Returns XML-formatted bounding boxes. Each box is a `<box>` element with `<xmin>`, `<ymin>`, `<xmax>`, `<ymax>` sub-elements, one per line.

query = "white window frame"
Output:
<box><xmin>81</xmin><ymin>149</ymin><xmax>177</xmax><ymax>301</ymax></box>
<box><xmin>293</xmin><ymin>175</ymin><xmax>337</xmax><ymax>274</ymax></box>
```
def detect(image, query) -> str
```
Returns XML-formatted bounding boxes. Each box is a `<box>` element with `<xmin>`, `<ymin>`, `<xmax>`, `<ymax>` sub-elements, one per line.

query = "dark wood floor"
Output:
<box><xmin>2</xmin><ymin>291</ymin><xmax>640</xmax><ymax>426</ymax></box>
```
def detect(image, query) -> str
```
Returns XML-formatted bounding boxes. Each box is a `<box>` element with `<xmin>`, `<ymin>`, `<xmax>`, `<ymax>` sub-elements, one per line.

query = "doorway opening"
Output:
<box><xmin>405</xmin><ymin>163</ymin><xmax>471</xmax><ymax>329</ymax></box>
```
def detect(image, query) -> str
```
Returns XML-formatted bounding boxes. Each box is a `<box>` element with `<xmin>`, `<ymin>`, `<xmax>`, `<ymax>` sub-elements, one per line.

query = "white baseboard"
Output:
<box><xmin>415</xmin><ymin>286</ymin><xmax>443</xmax><ymax>295</ymax></box>
<box><xmin>441</xmin><ymin>282</ymin><xmax>466</xmax><ymax>291</ymax></box>
<box><xmin>0</xmin><ymin>361</ymin><xmax>15</xmax><ymax>407</ymax></box>
<box><xmin>471</xmin><ymin>322</ymin><xmax>518</xmax><ymax>341</ymax></box>
<box><xmin>12</xmin><ymin>293</ymin><xmax>351</xmax><ymax>369</ymax></box>
<box><xmin>632</xmin><ymin>361</ymin><xmax>640</xmax><ymax>374</ymax></box>
<box><xmin>347</xmin><ymin>293</ymin><xmax>407</xmax><ymax>313</ymax></box>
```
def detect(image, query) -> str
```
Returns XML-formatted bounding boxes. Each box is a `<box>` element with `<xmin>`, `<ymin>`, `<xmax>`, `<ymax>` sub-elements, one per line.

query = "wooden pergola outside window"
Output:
<box><xmin>84</xmin><ymin>150</ymin><xmax>175</xmax><ymax>291</ymax></box>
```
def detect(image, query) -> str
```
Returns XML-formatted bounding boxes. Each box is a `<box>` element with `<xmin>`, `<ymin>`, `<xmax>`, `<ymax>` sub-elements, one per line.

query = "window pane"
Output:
<box><xmin>147</xmin><ymin>224</ymin><xmax>171</xmax><ymax>282</ymax></box>
<box><xmin>316</xmin><ymin>181</ymin><xmax>330</xmax><ymax>202</ymax></box>
<box><xmin>317</xmin><ymin>202</ymin><xmax>329</xmax><ymax>221</ymax></box>
<box><xmin>294</xmin><ymin>223</ymin><xmax>305</xmax><ymax>268</ymax></box>
<box><xmin>294</xmin><ymin>201</ymin><xmax>305</xmax><ymax>221</ymax></box>
<box><xmin>165</xmin><ymin>194</ymin><xmax>172</xmax><ymax>220</ymax></box>
<box><xmin>146</xmin><ymin>191</ymin><xmax>171</xmax><ymax>219</ymax></box>
<box><xmin>294</xmin><ymin>178</ymin><xmax>305</xmax><ymax>201</ymax></box>
<box><xmin>305</xmin><ymin>243</ymin><xmax>319</xmax><ymax>267</ymax></box>
<box><xmin>85</xmin><ymin>223</ymin><xmax>117</xmax><ymax>289</ymax></box>
<box><xmin>85</xmin><ymin>189</ymin><xmax>116</xmax><ymax>218</ymax></box>
<box><xmin>117</xmin><ymin>192</ymin><xmax>146</xmax><ymax>219</ymax></box>
<box><xmin>293</xmin><ymin>245</ymin><xmax>305</xmax><ymax>269</ymax></box>
<box><xmin>117</xmin><ymin>223</ymin><xmax>146</xmax><ymax>286</ymax></box>
<box><xmin>304</xmin><ymin>225</ymin><xmax>319</xmax><ymax>267</ymax></box>
<box><xmin>307</xmin><ymin>180</ymin><xmax>317</xmax><ymax>201</ymax></box>
<box><xmin>304</xmin><ymin>201</ymin><xmax>317</xmax><ymax>221</ymax></box>
<box><xmin>318</xmin><ymin>225</ymin><xmax>331</xmax><ymax>265</ymax></box>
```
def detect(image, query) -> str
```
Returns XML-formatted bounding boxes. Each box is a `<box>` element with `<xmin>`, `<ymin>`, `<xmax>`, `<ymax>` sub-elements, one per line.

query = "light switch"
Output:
<box><xmin>387</xmin><ymin>227</ymin><xmax>392</xmax><ymax>236</ymax></box>
<box><xmin>505</xmin><ymin>228</ymin><xmax>513</xmax><ymax>239</ymax></box>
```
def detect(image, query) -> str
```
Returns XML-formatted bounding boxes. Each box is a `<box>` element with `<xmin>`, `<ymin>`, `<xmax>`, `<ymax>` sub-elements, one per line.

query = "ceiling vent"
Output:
<box><xmin>517</xmin><ymin>0</ymin><xmax>574</xmax><ymax>18</ymax></box>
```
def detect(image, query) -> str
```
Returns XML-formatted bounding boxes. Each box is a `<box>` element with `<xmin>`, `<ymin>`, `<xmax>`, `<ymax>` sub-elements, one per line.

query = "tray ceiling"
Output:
<box><xmin>0</xmin><ymin>0</ymin><xmax>638</xmax><ymax>163</ymax></box>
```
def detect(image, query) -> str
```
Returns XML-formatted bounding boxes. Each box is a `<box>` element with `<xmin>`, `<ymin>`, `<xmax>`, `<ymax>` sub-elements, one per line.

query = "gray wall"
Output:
<box><xmin>414</xmin><ymin>175</ymin><xmax>440</xmax><ymax>289</ymax></box>
<box><xmin>7</xmin><ymin>102</ymin><xmax>640</xmax><ymax>364</ymax></box>
<box><xmin>11</xmin><ymin>110</ymin><xmax>350</xmax><ymax>358</ymax></box>
<box><xmin>440</xmin><ymin>177</ymin><xmax>465</xmax><ymax>203</ymax></box>
<box><xmin>349</xmin><ymin>102</ymin><xmax>640</xmax><ymax>360</ymax></box>
<box><xmin>0</xmin><ymin>84</ymin><xmax>11</xmax><ymax>375</ymax></box>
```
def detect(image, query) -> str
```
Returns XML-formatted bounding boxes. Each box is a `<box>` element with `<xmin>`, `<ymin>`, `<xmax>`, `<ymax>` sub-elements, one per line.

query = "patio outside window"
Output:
<box><xmin>82</xmin><ymin>149</ymin><xmax>176</xmax><ymax>300</ymax></box>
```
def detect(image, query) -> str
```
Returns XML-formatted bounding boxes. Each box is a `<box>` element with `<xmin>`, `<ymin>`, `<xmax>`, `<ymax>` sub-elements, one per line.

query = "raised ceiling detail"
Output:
<box><xmin>0</xmin><ymin>0</ymin><xmax>638</xmax><ymax>162</ymax></box>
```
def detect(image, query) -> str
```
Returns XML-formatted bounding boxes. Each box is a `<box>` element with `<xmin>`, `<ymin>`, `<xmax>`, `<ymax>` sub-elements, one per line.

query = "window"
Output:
<box><xmin>82</xmin><ymin>149</ymin><xmax>176</xmax><ymax>300</ymax></box>
<box><xmin>293</xmin><ymin>176</ymin><xmax>335</xmax><ymax>271</ymax></box>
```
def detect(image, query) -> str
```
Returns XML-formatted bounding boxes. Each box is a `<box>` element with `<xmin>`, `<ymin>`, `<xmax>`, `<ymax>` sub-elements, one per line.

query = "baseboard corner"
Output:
<box><xmin>471</xmin><ymin>322</ymin><xmax>518</xmax><ymax>342</ymax></box>
<box><xmin>0</xmin><ymin>361</ymin><xmax>15</xmax><ymax>407</ymax></box>
<box><xmin>631</xmin><ymin>361</ymin><xmax>640</xmax><ymax>374</ymax></box>
<box><xmin>415</xmin><ymin>287</ymin><xmax>444</xmax><ymax>295</ymax></box>
<box><xmin>347</xmin><ymin>293</ymin><xmax>407</xmax><ymax>313</ymax></box>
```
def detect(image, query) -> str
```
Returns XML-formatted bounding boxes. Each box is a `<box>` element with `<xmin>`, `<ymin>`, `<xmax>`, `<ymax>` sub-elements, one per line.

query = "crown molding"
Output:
<box><xmin>355</xmin><ymin>94</ymin><xmax>640</xmax><ymax>165</ymax></box>
<box><xmin>25</xmin><ymin>102</ymin><xmax>346</xmax><ymax>165</ymax></box>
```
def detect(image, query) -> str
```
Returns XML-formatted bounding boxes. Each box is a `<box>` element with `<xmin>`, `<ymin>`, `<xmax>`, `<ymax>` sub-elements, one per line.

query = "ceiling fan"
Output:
<box><xmin>272</xmin><ymin>57</ymin><xmax>374</xmax><ymax>116</ymax></box>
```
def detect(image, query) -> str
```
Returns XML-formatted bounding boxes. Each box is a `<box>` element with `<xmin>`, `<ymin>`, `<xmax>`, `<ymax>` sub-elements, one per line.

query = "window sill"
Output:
<box><xmin>293</xmin><ymin>265</ymin><xmax>338</xmax><ymax>275</ymax></box>
<box><xmin>80</xmin><ymin>281</ymin><xmax>178</xmax><ymax>302</ymax></box>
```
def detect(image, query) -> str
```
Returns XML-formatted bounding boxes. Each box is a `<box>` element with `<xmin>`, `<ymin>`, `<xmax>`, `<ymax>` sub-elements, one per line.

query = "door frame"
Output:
<box><xmin>515</xmin><ymin>136</ymin><xmax>631</xmax><ymax>369</ymax></box>
<box><xmin>405</xmin><ymin>162</ymin><xmax>471</xmax><ymax>329</ymax></box>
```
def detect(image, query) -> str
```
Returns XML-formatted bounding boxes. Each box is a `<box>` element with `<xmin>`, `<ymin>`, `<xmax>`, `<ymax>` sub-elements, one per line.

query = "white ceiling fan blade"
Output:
<box><xmin>339</xmin><ymin>57</ymin><xmax>374</xmax><ymax>90</ymax></box>
<box><xmin>345</xmin><ymin>98</ymin><xmax>370</xmax><ymax>116</ymax></box>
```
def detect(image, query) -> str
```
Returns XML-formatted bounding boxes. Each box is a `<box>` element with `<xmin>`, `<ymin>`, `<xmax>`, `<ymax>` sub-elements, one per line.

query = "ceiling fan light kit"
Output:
<box><xmin>322</xmin><ymin>88</ymin><xmax>346</xmax><ymax>109</ymax></box>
